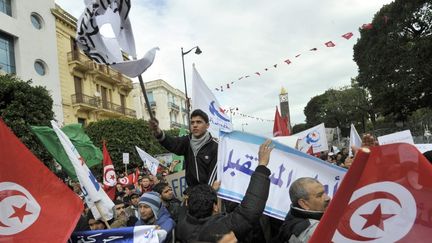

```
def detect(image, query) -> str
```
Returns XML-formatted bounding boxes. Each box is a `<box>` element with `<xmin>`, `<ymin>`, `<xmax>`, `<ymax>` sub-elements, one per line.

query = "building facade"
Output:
<box><xmin>0</xmin><ymin>0</ymin><xmax>64</xmax><ymax>122</ymax></box>
<box><xmin>52</xmin><ymin>5</ymin><xmax>136</xmax><ymax>125</ymax></box>
<box><xmin>132</xmin><ymin>79</ymin><xmax>188</xmax><ymax>130</ymax></box>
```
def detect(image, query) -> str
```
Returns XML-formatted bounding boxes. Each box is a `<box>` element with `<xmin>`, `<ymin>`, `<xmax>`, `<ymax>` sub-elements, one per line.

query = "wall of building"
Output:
<box><xmin>0</xmin><ymin>0</ymin><xmax>63</xmax><ymax>123</ymax></box>
<box><xmin>132</xmin><ymin>79</ymin><xmax>188</xmax><ymax>130</ymax></box>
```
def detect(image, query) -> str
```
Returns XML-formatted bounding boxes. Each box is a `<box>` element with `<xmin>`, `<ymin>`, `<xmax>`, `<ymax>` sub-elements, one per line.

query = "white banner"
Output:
<box><xmin>165</xmin><ymin>170</ymin><xmax>187</xmax><ymax>201</ymax></box>
<box><xmin>192</xmin><ymin>65</ymin><xmax>233</xmax><ymax>137</ymax></box>
<box><xmin>217</xmin><ymin>131</ymin><xmax>346</xmax><ymax>220</ymax></box>
<box><xmin>378</xmin><ymin>130</ymin><xmax>414</xmax><ymax>145</ymax></box>
<box><xmin>136</xmin><ymin>146</ymin><xmax>159</xmax><ymax>176</ymax></box>
<box><xmin>293</xmin><ymin>123</ymin><xmax>329</xmax><ymax>153</ymax></box>
<box><xmin>51</xmin><ymin>121</ymin><xmax>114</xmax><ymax>220</ymax></box>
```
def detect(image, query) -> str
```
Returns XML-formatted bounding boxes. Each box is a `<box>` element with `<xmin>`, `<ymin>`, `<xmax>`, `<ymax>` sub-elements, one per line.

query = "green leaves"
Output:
<box><xmin>354</xmin><ymin>0</ymin><xmax>432</xmax><ymax>121</ymax></box>
<box><xmin>85</xmin><ymin>118</ymin><xmax>170</xmax><ymax>173</ymax></box>
<box><xmin>0</xmin><ymin>74</ymin><xmax>55</xmax><ymax>167</ymax></box>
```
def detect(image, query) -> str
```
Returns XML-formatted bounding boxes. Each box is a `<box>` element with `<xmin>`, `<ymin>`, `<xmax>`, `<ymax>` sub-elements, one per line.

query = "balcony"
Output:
<box><xmin>144</xmin><ymin>101</ymin><xmax>156</xmax><ymax>110</ymax></box>
<box><xmin>100</xmin><ymin>101</ymin><xmax>136</xmax><ymax>118</ymax></box>
<box><xmin>170</xmin><ymin>121</ymin><xmax>183</xmax><ymax>129</ymax></box>
<box><xmin>168</xmin><ymin>102</ymin><xmax>179</xmax><ymax>111</ymax></box>
<box><xmin>67</xmin><ymin>51</ymin><xmax>94</xmax><ymax>72</ymax></box>
<box><xmin>71</xmin><ymin>93</ymin><xmax>99</xmax><ymax>111</ymax></box>
<box><xmin>71</xmin><ymin>93</ymin><xmax>136</xmax><ymax>117</ymax></box>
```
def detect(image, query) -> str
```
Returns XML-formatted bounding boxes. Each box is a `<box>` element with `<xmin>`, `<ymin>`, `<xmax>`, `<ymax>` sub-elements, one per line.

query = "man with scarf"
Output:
<box><xmin>275</xmin><ymin>177</ymin><xmax>331</xmax><ymax>243</ymax></box>
<box><xmin>149</xmin><ymin>109</ymin><xmax>218</xmax><ymax>187</ymax></box>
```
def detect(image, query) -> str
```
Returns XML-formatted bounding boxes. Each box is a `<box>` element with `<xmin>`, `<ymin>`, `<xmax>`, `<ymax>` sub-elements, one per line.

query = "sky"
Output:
<box><xmin>55</xmin><ymin>0</ymin><xmax>394</xmax><ymax>137</ymax></box>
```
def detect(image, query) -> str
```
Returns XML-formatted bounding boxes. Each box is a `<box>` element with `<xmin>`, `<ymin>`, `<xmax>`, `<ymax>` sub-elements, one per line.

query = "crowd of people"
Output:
<box><xmin>67</xmin><ymin>109</ymin><xmax>432</xmax><ymax>243</ymax></box>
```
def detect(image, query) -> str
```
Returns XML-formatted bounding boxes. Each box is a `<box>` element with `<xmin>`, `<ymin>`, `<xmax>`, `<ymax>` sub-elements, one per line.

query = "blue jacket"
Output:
<box><xmin>135</xmin><ymin>206</ymin><xmax>175</xmax><ymax>242</ymax></box>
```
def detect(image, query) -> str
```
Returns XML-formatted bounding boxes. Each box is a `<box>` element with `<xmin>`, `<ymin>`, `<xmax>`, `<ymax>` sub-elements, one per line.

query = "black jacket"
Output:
<box><xmin>176</xmin><ymin>165</ymin><xmax>271</xmax><ymax>242</ymax></box>
<box><xmin>159</xmin><ymin>132</ymin><xmax>218</xmax><ymax>187</ymax></box>
<box><xmin>274</xmin><ymin>206</ymin><xmax>324</xmax><ymax>243</ymax></box>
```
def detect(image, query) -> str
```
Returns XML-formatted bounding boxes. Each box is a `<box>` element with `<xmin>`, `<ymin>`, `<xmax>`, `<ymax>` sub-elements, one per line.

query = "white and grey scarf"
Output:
<box><xmin>190</xmin><ymin>131</ymin><xmax>210</xmax><ymax>155</ymax></box>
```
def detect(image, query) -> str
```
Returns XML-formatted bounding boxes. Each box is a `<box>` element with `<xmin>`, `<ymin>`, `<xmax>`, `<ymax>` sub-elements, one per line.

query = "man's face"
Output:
<box><xmin>161</xmin><ymin>186</ymin><xmax>174</xmax><ymax>201</ymax></box>
<box><xmin>139</xmin><ymin>204</ymin><xmax>154</xmax><ymax>221</ymax></box>
<box><xmin>88</xmin><ymin>219</ymin><xmax>105</xmax><ymax>230</ymax></box>
<box><xmin>116</xmin><ymin>184</ymin><xmax>123</xmax><ymax>191</ymax></box>
<box><xmin>141</xmin><ymin>178</ymin><xmax>150</xmax><ymax>188</ymax></box>
<box><xmin>301</xmin><ymin>182</ymin><xmax>331</xmax><ymax>212</ymax></box>
<box><xmin>131</xmin><ymin>195</ymin><xmax>139</xmax><ymax>206</ymax></box>
<box><xmin>115</xmin><ymin>203</ymin><xmax>126</xmax><ymax>218</ymax></box>
<box><xmin>190</xmin><ymin>116</ymin><xmax>209</xmax><ymax>138</ymax></box>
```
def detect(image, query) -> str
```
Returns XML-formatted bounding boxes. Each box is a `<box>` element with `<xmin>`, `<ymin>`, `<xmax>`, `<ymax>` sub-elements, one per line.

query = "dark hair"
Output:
<box><xmin>191</xmin><ymin>109</ymin><xmax>209</xmax><ymax>124</ymax></box>
<box><xmin>423</xmin><ymin>150</ymin><xmax>432</xmax><ymax>164</ymax></box>
<box><xmin>113</xmin><ymin>200</ymin><xmax>124</xmax><ymax>205</ymax></box>
<box><xmin>188</xmin><ymin>184</ymin><xmax>217</xmax><ymax>219</ymax></box>
<box><xmin>153</xmin><ymin>182</ymin><xmax>169</xmax><ymax>194</ymax></box>
<box><xmin>126</xmin><ymin>184</ymin><xmax>135</xmax><ymax>190</ymax></box>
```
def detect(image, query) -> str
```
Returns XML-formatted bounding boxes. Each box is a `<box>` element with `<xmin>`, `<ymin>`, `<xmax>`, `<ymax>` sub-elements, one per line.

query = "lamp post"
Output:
<box><xmin>241</xmin><ymin>123</ymin><xmax>248</xmax><ymax>132</ymax></box>
<box><xmin>181</xmin><ymin>46</ymin><xmax>202</xmax><ymax>131</ymax></box>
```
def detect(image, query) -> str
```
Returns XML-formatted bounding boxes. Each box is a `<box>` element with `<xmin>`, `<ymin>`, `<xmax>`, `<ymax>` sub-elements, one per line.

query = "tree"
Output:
<box><xmin>85</xmin><ymin>118</ymin><xmax>169</xmax><ymax>173</ymax></box>
<box><xmin>353</xmin><ymin>0</ymin><xmax>432</xmax><ymax>122</ymax></box>
<box><xmin>303</xmin><ymin>82</ymin><xmax>373</xmax><ymax>136</ymax></box>
<box><xmin>0</xmin><ymin>74</ymin><xmax>54</xmax><ymax>166</ymax></box>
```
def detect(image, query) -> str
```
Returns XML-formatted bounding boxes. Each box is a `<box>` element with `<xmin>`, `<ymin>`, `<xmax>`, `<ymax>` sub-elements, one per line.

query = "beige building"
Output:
<box><xmin>132</xmin><ymin>79</ymin><xmax>188</xmax><ymax>130</ymax></box>
<box><xmin>52</xmin><ymin>5</ymin><xmax>135</xmax><ymax>125</ymax></box>
<box><xmin>0</xmin><ymin>0</ymin><xmax>63</xmax><ymax>122</ymax></box>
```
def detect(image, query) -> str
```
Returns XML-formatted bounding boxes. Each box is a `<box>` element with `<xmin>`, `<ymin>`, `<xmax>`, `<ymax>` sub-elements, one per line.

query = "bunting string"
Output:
<box><xmin>214</xmin><ymin>21</ymin><xmax>383</xmax><ymax>93</ymax></box>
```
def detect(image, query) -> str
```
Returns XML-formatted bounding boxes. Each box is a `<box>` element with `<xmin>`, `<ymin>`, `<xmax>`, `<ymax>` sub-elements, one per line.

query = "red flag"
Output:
<box><xmin>272</xmin><ymin>106</ymin><xmax>289</xmax><ymax>137</ymax></box>
<box><xmin>118</xmin><ymin>172</ymin><xmax>137</xmax><ymax>186</ymax></box>
<box><xmin>102</xmin><ymin>140</ymin><xmax>116</xmax><ymax>200</ymax></box>
<box><xmin>310</xmin><ymin>144</ymin><xmax>432</xmax><ymax>242</ymax></box>
<box><xmin>325</xmin><ymin>41</ymin><xmax>336</xmax><ymax>47</ymax></box>
<box><xmin>342</xmin><ymin>32</ymin><xmax>354</xmax><ymax>40</ymax></box>
<box><xmin>284</xmin><ymin>59</ymin><xmax>292</xmax><ymax>64</ymax></box>
<box><xmin>0</xmin><ymin>119</ymin><xmax>83</xmax><ymax>243</ymax></box>
<box><xmin>362</xmin><ymin>23</ymin><xmax>373</xmax><ymax>30</ymax></box>
<box><xmin>283</xmin><ymin>117</ymin><xmax>291</xmax><ymax>136</ymax></box>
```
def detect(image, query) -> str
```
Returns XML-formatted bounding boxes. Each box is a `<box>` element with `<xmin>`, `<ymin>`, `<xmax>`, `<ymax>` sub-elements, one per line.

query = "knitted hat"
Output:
<box><xmin>138</xmin><ymin>191</ymin><xmax>162</xmax><ymax>219</ymax></box>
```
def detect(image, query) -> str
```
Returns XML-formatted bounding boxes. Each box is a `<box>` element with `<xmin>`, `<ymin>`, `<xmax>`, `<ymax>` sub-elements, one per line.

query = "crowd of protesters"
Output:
<box><xmin>66</xmin><ymin>109</ymin><xmax>432</xmax><ymax>243</ymax></box>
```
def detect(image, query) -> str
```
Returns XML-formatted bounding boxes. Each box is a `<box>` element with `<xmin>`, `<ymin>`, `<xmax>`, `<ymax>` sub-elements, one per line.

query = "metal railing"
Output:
<box><xmin>168</xmin><ymin>102</ymin><xmax>179</xmax><ymax>110</ymax></box>
<box><xmin>72</xmin><ymin>93</ymin><xmax>136</xmax><ymax>117</ymax></box>
<box><xmin>71</xmin><ymin>93</ymin><xmax>99</xmax><ymax>107</ymax></box>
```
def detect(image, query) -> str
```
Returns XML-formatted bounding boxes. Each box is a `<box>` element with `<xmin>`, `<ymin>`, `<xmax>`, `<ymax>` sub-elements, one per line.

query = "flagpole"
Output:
<box><xmin>95</xmin><ymin>201</ymin><xmax>111</xmax><ymax>229</ymax></box>
<box><xmin>138</xmin><ymin>74</ymin><xmax>155</xmax><ymax>120</ymax></box>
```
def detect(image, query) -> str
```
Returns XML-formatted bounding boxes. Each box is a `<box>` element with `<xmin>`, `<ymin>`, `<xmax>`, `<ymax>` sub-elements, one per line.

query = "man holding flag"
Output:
<box><xmin>149</xmin><ymin>109</ymin><xmax>218</xmax><ymax>187</ymax></box>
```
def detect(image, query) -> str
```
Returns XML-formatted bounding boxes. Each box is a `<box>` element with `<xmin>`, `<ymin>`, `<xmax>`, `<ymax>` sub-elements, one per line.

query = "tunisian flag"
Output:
<box><xmin>0</xmin><ymin>119</ymin><xmax>83</xmax><ymax>243</ymax></box>
<box><xmin>102</xmin><ymin>140</ymin><xmax>117</xmax><ymax>200</ymax></box>
<box><xmin>273</xmin><ymin>106</ymin><xmax>289</xmax><ymax>137</ymax></box>
<box><xmin>310</xmin><ymin>143</ymin><xmax>432</xmax><ymax>242</ymax></box>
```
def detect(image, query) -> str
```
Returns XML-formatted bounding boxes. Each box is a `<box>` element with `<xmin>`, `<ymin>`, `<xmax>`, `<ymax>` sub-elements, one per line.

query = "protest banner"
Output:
<box><xmin>293</xmin><ymin>123</ymin><xmax>329</xmax><ymax>153</ymax></box>
<box><xmin>165</xmin><ymin>170</ymin><xmax>187</xmax><ymax>201</ymax></box>
<box><xmin>217</xmin><ymin>131</ymin><xmax>346</xmax><ymax>220</ymax></box>
<box><xmin>377</xmin><ymin>130</ymin><xmax>414</xmax><ymax>145</ymax></box>
<box><xmin>70</xmin><ymin>225</ymin><xmax>163</xmax><ymax>243</ymax></box>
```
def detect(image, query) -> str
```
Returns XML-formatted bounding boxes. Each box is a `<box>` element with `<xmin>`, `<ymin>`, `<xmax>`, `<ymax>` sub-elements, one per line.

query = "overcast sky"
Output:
<box><xmin>55</xmin><ymin>0</ymin><xmax>394</xmax><ymax>136</ymax></box>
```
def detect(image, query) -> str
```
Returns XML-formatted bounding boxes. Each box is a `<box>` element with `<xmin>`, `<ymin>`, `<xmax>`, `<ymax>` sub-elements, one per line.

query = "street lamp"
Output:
<box><xmin>241</xmin><ymin>123</ymin><xmax>248</xmax><ymax>132</ymax></box>
<box><xmin>181</xmin><ymin>46</ymin><xmax>202</xmax><ymax>130</ymax></box>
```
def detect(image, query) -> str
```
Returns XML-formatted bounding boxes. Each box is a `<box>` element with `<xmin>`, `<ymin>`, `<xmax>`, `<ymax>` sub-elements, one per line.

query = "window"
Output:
<box><xmin>0</xmin><ymin>32</ymin><xmax>15</xmax><ymax>74</ymax></box>
<box><xmin>0</xmin><ymin>0</ymin><xmax>11</xmax><ymax>16</ymax></box>
<box><xmin>34</xmin><ymin>60</ymin><xmax>47</xmax><ymax>76</ymax></box>
<box><xmin>77</xmin><ymin>118</ymin><xmax>86</xmax><ymax>126</ymax></box>
<box><xmin>146</xmin><ymin>91</ymin><xmax>154</xmax><ymax>102</ymax></box>
<box><xmin>30</xmin><ymin>13</ymin><xmax>43</xmax><ymax>30</ymax></box>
